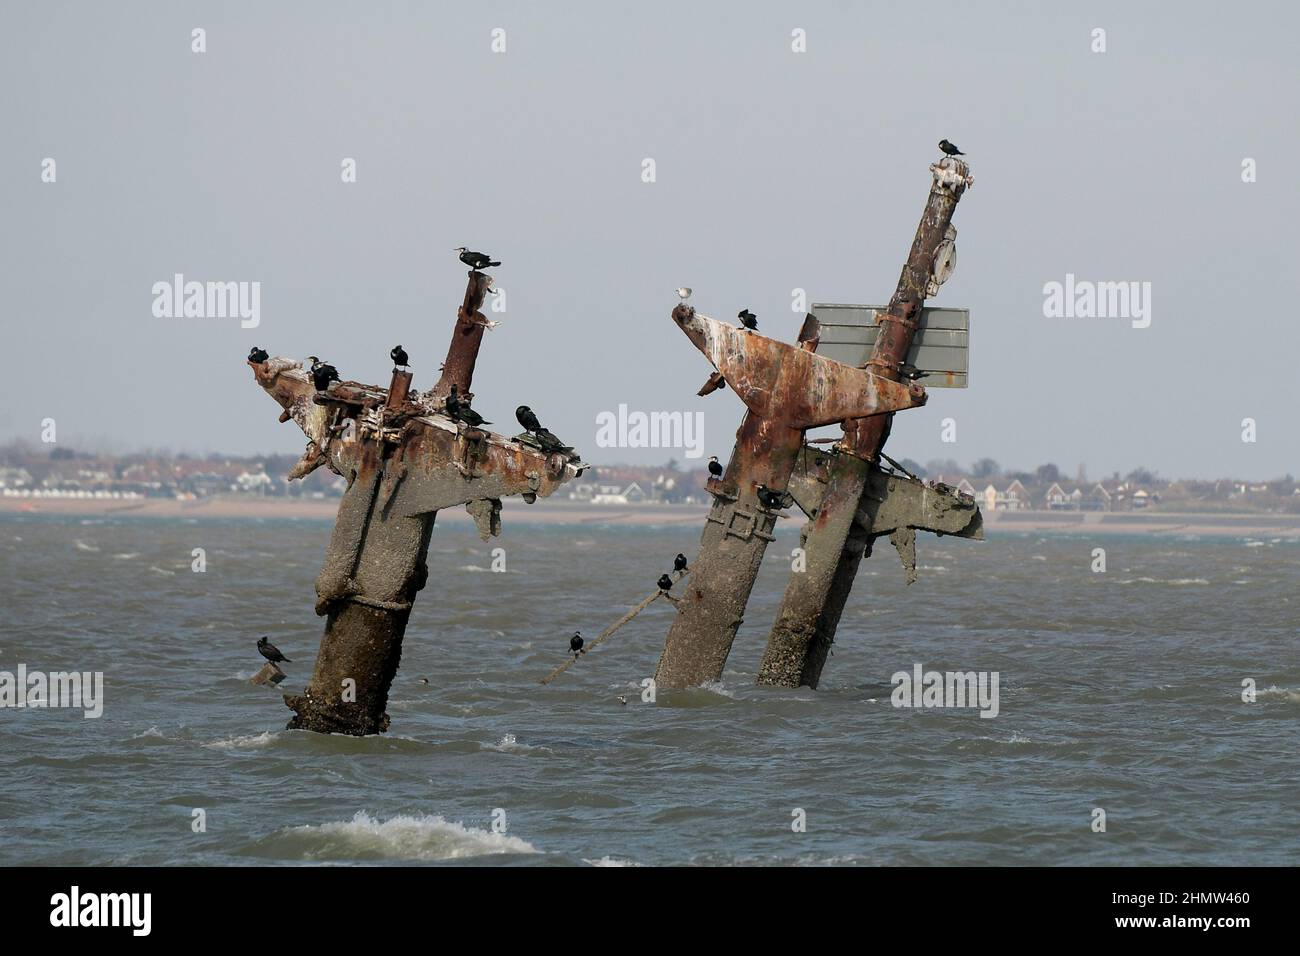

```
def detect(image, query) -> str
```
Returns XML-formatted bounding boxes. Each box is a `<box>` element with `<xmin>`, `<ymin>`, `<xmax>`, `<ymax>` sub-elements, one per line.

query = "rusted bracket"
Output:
<box><xmin>672</xmin><ymin>306</ymin><xmax>926</xmax><ymax>427</ymax></box>
<box><xmin>788</xmin><ymin>447</ymin><xmax>983</xmax><ymax>543</ymax></box>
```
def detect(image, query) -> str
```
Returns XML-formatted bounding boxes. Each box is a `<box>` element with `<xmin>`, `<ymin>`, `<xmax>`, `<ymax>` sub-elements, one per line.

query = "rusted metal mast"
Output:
<box><xmin>653</xmin><ymin>304</ymin><xmax>928</xmax><ymax>689</ymax></box>
<box><xmin>247</xmin><ymin>270</ymin><xmax>582</xmax><ymax>734</ymax></box>
<box><xmin>757</xmin><ymin>156</ymin><xmax>976</xmax><ymax>688</ymax></box>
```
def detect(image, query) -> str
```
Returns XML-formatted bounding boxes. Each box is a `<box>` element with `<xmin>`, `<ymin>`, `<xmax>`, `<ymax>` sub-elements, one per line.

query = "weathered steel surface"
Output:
<box><xmin>671</xmin><ymin>306</ymin><xmax>927</xmax><ymax>428</ymax></box>
<box><xmin>246</xmin><ymin>271</ymin><xmax>582</xmax><ymax>734</ymax></box>
<box><xmin>757</xmin><ymin>156</ymin><xmax>975</xmax><ymax>688</ymax></box>
<box><xmin>654</xmin><ymin>305</ymin><xmax>925</xmax><ymax>689</ymax></box>
<box><xmin>431</xmin><ymin>270</ymin><xmax>495</xmax><ymax>401</ymax></box>
<box><xmin>785</xmin><ymin>448</ymin><xmax>984</xmax><ymax>540</ymax></box>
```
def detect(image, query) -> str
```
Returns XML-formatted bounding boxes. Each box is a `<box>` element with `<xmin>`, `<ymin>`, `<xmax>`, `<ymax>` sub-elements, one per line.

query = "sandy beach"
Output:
<box><xmin>2</xmin><ymin>494</ymin><xmax>1298</xmax><ymax>537</ymax></box>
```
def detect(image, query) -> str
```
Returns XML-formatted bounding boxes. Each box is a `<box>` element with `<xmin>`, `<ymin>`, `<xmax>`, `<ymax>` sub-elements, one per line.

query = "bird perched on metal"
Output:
<box><xmin>307</xmin><ymin>356</ymin><xmax>340</xmax><ymax>393</ymax></box>
<box><xmin>657</xmin><ymin>574</ymin><xmax>674</xmax><ymax>592</ymax></box>
<box><xmin>675</xmin><ymin>287</ymin><xmax>692</xmax><ymax>302</ymax></box>
<box><xmin>570</xmin><ymin>631</ymin><xmax>584</xmax><ymax>660</ymax></box>
<box><xmin>897</xmin><ymin>362</ymin><xmax>928</xmax><ymax>381</ymax></box>
<box><xmin>391</xmin><ymin>344</ymin><xmax>410</xmax><ymax>370</ymax></box>
<box><xmin>938</xmin><ymin>139</ymin><xmax>965</xmax><ymax>157</ymax></box>
<box><xmin>455</xmin><ymin>247</ymin><xmax>500</xmax><ymax>270</ymax></box>
<box><xmin>248</xmin><ymin>346</ymin><xmax>269</xmax><ymax>364</ymax></box>
<box><xmin>535</xmin><ymin>428</ymin><xmax>573</xmax><ymax>455</ymax></box>
<box><xmin>515</xmin><ymin>405</ymin><xmax>543</xmax><ymax>434</ymax></box>
<box><xmin>257</xmin><ymin>636</ymin><xmax>291</xmax><ymax>664</ymax></box>
<box><xmin>738</xmin><ymin>308</ymin><xmax>758</xmax><ymax>331</ymax></box>
<box><xmin>707</xmin><ymin>456</ymin><xmax>723</xmax><ymax>478</ymax></box>
<box><xmin>756</xmin><ymin>485</ymin><xmax>787</xmax><ymax>510</ymax></box>
<box><xmin>447</xmin><ymin>385</ymin><xmax>490</xmax><ymax>427</ymax></box>
<box><xmin>674</xmin><ymin>553</ymin><xmax>688</xmax><ymax>572</ymax></box>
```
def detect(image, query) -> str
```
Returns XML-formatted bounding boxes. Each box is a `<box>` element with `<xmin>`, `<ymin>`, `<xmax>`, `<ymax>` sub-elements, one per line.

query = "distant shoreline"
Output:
<box><xmin>2</xmin><ymin>495</ymin><xmax>1298</xmax><ymax>538</ymax></box>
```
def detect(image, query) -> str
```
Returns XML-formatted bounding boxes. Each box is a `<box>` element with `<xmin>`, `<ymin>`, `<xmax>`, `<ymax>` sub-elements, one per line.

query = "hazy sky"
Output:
<box><xmin>3</xmin><ymin>1</ymin><xmax>1297</xmax><ymax>479</ymax></box>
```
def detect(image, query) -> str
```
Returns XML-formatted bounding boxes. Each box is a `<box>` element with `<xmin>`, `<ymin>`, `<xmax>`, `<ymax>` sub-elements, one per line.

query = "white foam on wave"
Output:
<box><xmin>482</xmin><ymin>733</ymin><xmax>552</xmax><ymax>754</ymax></box>
<box><xmin>699</xmin><ymin>681</ymin><xmax>736</xmax><ymax>698</ymax></box>
<box><xmin>584</xmin><ymin>855</ymin><xmax>644</xmax><ymax>867</ymax></box>
<box><xmin>1259</xmin><ymin>685</ymin><xmax>1300</xmax><ymax>704</ymax></box>
<box><xmin>458</xmin><ymin>564</ymin><xmax>492</xmax><ymax>572</ymax></box>
<box><xmin>149</xmin><ymin>565</ymin><xmax>176</xmax><ymax>576</ymax></box>
<box><xmin>73</xmin><ymin>539</ymin><xmax>100</xmax><ymax>552</ymax></box>
<box><xmin>112</xmin><ymin>552</ymin><xmax>140</xmax><ymax>560</ymax></box>
<box><xmin>273</xmin><ymin>811</ymin><xmax>538</xmax><ymax>861</ymax></box>
<box><xmin>206</xmin><ymin>731</ymin><xmax>276</xmax><ymax>750</ymax></box>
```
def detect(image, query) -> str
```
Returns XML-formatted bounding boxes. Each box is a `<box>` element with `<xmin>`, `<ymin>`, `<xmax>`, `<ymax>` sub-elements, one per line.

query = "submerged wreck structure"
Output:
<box><xmin>247</xmin><ymin>270</ymin><xmax>584</xmax><ymax>734</ymax></box>
<box><xmin>244</xmin><ymin>153</ymin><xmax>978</xmax><ymax>735</ymax></box>
<box><xmin>655</xmin><ymin>155</ymin><xmax>982</xmax><ymax>690</ymax></box>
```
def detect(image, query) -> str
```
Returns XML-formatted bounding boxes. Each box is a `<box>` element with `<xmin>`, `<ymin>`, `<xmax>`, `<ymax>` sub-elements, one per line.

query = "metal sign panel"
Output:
<box><xmin>811</xmin><ymin>304</ymin><xmax>969</xmax><ymax>388</ymax></box>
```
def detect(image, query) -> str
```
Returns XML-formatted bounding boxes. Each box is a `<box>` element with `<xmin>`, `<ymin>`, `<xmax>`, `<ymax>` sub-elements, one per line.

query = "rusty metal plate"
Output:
<box><xmin>811</xmin><ymin>304</ymin><xmax>969</xmax><ymax>388</ymax></box>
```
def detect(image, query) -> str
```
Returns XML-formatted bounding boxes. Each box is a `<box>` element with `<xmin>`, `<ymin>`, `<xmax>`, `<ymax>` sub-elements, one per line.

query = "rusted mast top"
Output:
<box><xmin>842</xmin><ymin>156</ymin><xmax>972</xmax><ymax>460</ymax></box>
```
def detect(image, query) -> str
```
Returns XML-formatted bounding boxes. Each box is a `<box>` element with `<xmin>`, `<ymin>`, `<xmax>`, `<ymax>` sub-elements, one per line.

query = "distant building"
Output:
<box><xmin>1081</xmin><ymin>483</ymin><xmax>1112</xmax><ymax>511</ymax></box>
<box><xmin>1044</xmin><ymin>482</ymin><xmax>1071</xmax><ymax>510</ymax></box>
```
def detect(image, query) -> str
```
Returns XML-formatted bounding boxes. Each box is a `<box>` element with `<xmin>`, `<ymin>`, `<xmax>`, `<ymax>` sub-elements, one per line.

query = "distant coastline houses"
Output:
<box><xmin>980</xmin><ymin>479</ymin><xmax>1029</xmax><ymax>512</ymax></box>
<box><xmin>2</xmin><ymin>443</ymin><xmax>1295</xmax><ymax>513</ymax></box>
<box><xmin>945</xmin><ymin>475</ymin><xmax>1159</xmax><ymax>512</ymax></box>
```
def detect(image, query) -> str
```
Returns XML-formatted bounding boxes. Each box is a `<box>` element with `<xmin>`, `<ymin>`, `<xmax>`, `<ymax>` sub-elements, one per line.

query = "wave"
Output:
<box><xmin>1118</xmin><ymin>577</ymin><xmax>1209</xmax><ymax>586</ymax></box>
<box><xmin>73</xmin><ymin>540</ymin><xmax>100</xmax><ymax>552</ymax></box>
<box><xmin>205</xmin><ymin>731</ymin><xmax>277</xmax><ymax>750</ymax></box>
<box><xmin>244</xmin><ymin>811</ymin><xmax>539</xmax><ymax>861</ymax></box>
<box><xmin>1259</xmin><ymin>685</ymin><xmax>1300</xmax><ymax>704</ymax></box>
<box><xmin>583</xmin><ymin>855</ymin><xmax>644</xmax><ymax>867</ymax></box>
<box><xmin>481</xmin><ymin>733</ymin><xmax>552</xmax><ymax>755</ymax></box>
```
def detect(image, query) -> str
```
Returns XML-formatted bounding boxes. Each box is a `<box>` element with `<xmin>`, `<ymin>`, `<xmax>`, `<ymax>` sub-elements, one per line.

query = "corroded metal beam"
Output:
<box><xmin>758</xmin><ymin>156</ymin><xmax>976</xmax><ymax>689</ymax></box>
<box><xmin>653</xmin><ymin>305</ymin><xmax>926</xmax><ymax>689</ymax></box>
<box><xmin>247</xmin><ymin>271</ymin><xmax>582</xmax><ymax>734</ymax></box>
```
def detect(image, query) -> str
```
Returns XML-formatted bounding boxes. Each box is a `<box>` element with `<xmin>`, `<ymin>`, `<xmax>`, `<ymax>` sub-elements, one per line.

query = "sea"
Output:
<box><xmin>1</xmin><ymin>511</ymin><xmax>1296</xmax><ymax>866</ymax></box>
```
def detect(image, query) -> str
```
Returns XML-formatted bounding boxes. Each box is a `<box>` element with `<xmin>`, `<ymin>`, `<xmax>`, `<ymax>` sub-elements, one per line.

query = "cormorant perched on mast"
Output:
<box><xmin>515</xmin><ymin>405</ymin><xmax>573</xmax><ymax>454</ymax></box>
<box><xmin>570</xmin><ymin>632</ymin><xmax>584</xmax><ymax>659</ymax></box>
<box><xmin>307</xmin><ymin>356</ymin><xmax>340</xmax><ymax>393</ymax></box>
<box><xmin>446</xmin><ymin>384</ymin><xmax>490</xmax><ymax>427</ymax></box>
<box><xmin>515</xmin><ymin>405</ymin><xmax>543</xmax><ymax>434</ymax></box>
<box><xmin>454</xmin><ymin>247</ymin><xmax>501</xmax><ymax>270</ymax></box>
<box><xmin>257</xmin><ymin>636</ymin><xmax>291</xmax><ymax>664</ymax></box>
<box><xmin>707</xmin><ymin>456</ymin><xmax>723</xmax><ymax>478</ymax></box>
<box><xmin>938</xmin><ymin>139</ymin><xmax>966</xmax><ymax>157</ymax></box>
<box><xmin>248</xmin><ymin>346</ymin><xmax>268</xmax><ymax>364</ymax></box>
<box><xmin>390</xmin><ymin>344</ymin><xmax>410</xmax><ymax>370</ymax></box>
<box><xmin>738</xmin><ymin>308</ymin><xmax>758</xmax><ymax>331</ymax></box>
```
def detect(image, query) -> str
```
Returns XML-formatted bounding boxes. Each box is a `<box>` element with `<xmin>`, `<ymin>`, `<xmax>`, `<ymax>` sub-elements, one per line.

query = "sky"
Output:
<box><xmin>2</xmin><ymin>0</ymin><xmax>1297</xmax><ymax>480</ymax></box>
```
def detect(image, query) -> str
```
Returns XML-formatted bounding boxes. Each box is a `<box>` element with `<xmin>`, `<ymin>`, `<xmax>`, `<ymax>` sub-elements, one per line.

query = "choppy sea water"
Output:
<box><xmin>1</xmin><ymin>511</ymin><xmax>1296</xmax><ymax>866</ymax></box>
